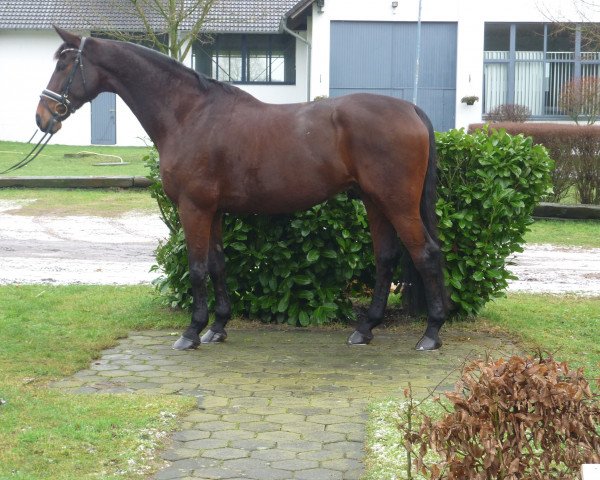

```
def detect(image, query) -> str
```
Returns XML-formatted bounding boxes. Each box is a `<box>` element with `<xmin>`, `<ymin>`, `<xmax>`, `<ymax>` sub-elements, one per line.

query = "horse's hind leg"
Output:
<box><xmin>348</xmin><ymin>198</ymin><xmax>400</xmax><ymax>345</ymax></box>
<box><xmin>392</xmin><ymin>216</ymin><xmax>447</xmax><ymax>351</ymax></box>
<box><xmin>201</xmin><ymin>213</ymin><xmax>231</xmax><ymax>344</ymax></box>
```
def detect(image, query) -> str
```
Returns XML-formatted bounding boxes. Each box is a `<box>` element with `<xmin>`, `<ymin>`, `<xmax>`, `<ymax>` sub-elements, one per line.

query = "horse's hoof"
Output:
<box><xmin>347</xmin><ymin>330</ymin><xmax>373</xmax><ymax>345</ymax></box>
<box><xmin>201</xmin><ymin>329</ymin><xmax>227</xmax><ymax>344</ymax></box>
<box><xmin>173</xmin><ymin>335</ymin><xmax>200</xmax><ymax>350</ymax></box>
<box><xmin>415</xmin><ymin>335</ymin><xmax>442</xmax><ymax>351</ymax></box>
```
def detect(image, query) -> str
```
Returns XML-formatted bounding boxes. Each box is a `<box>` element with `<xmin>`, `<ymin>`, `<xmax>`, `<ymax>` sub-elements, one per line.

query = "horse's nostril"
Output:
<box><xmin>36</xmin><ymin>114</ymin><xmax>42</xmax><ymax>129</ymax></box>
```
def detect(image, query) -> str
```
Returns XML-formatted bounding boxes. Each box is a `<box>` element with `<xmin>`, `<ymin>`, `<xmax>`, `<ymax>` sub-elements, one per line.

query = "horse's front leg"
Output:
<box><xmin>200</xmin><ymin>213</ymin><xmax>231</xmax><ymax>344</ymax></box>
<box><xmin>173</xmin><ymin>203</ymin><xmax>214</xmax><ymax>350</ymax></box>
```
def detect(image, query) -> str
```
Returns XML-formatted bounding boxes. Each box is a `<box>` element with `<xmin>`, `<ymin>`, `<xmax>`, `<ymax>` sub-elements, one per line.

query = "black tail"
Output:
<box><xmin>416</xmin><ymin>106</ymin><xmax>440</xmax><ymax>245</ymax></box>
<box><xmin>402</xmin><ymin>106</ymin><xmax>442</xmax><ymax>315</ymax></box>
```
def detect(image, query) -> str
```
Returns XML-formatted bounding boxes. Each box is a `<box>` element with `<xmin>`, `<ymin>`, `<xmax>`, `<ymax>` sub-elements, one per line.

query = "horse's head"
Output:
<box><xmin>36</xmin><ymin>27</ymin><xmax>101</xmax><ymax>134</ymax></box>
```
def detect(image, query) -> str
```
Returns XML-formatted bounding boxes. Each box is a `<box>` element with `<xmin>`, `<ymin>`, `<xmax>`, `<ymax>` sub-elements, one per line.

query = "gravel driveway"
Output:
<box><xmin>1</xmin><ymin>200</ymin><xmax>599</xmax><ymax>295</ymax></box>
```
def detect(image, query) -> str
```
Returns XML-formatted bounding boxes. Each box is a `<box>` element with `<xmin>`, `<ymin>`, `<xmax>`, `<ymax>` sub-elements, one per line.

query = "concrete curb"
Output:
<box><xmin>0</xmin><ymin>175</ymin><xmax>151</xmax><ymax>189</ymax></box>
<box><xmin>1</xmin><ymin>176</ymin><xmax>599</xmax><ymax>220</ymax></box>
<box><xmin>534</xmin><ymin>202</ymin><xmax>600</xmax><ymax>220</ymax></box>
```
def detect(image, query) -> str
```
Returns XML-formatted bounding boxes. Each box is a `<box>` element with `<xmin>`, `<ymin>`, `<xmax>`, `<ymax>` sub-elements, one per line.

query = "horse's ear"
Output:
<box><xmin>53</xmin><ymin>26</ymin><xmax>81</xmax><ymax>47</ymax></box>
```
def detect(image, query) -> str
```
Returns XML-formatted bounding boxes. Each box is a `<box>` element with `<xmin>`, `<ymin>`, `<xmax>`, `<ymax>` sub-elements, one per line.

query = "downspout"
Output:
<box><xmin>281</xmin><ymin>18</ymin><xmax>312</xmax><ymax>102</ymax></box>
<box><xmin>413</xmin><ymin>0</ymin><xmax>423</xmax><ymax>105</ymax></box>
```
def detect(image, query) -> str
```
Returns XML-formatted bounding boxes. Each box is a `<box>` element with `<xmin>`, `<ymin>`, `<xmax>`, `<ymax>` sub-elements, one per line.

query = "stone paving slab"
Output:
<box><xmin>51</xmin><ymin>327</ymin><xmax>518</xmax><ymax>479</ymax></box>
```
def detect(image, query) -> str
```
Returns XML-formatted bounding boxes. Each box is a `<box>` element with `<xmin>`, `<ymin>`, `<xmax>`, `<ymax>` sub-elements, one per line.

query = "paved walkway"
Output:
<box><xmin>52</xmin><ymin>327</ymin><xmax>517</xmax><ymax>480</ymax></box>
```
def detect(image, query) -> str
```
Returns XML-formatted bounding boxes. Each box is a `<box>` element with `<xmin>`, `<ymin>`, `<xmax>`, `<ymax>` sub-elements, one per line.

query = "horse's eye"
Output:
<box><xmin>56</xmin><ymin>61</ymin><xmax>67</xmax><ymax>72</ymax></box>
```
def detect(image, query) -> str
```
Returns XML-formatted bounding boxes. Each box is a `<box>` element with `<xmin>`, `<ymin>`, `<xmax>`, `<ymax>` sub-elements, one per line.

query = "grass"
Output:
<box><xmin>363</xmin><ymin>293</ymin><xmax>600</xmax><ymax>480</ymax></box>
<box><xmin>364</xmin><ymin>397</ymin><xmax>445</xmax><ymax>480</ymax></box>
<box><xmin>0</xmin><ymin>140</ymin><xmax>150</xmax><ymax>177</ymax></box>
<box><xmin>0</xmin><ymin>285</ymin><xmax>195</xmax><ymax>480</ymax></box>
<box><xmin>525</xmin><ymin>218</ymin><xmax>600</xmax><ymax>248</ymax></box>
<box><xmin>0</xmin><ymin>188</ymin><xmax>157</xmax><ymax>216</ymax></box>
<box><xmin>480</xmin><ymin>293</ymin><xmax>600</xmax><ymax>380</ymax></box>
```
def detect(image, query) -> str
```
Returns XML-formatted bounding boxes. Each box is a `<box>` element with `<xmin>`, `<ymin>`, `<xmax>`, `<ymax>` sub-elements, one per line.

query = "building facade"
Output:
<box><xmin>1</xmin><ymin>0</ymin><xmax>599</xmax><ymax>145</ymax></box>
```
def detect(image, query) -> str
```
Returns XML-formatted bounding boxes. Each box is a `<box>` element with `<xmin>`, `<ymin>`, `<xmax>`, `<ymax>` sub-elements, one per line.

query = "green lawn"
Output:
<box><xmin>481</xmin><ymin>294</ymin><xmax>600</xmax><ymax>380</ymax></box>
<box><xmin>0</xmin><ymin>285</ymin><xmax>194</xmax><ymax>480</ymax></box>
<box><xmin>0</xmin><ymin>140</ymin><xmax>150</xmax><ymax>177</ymax></box>
<box><xmin>0</xmin><ymin>187</ymin><xmax>157</xmax><ymax>216</ymax></box>
<box><xmin>525</xmin><ymin>218</ymin><xmax>600</xmax><ymax>248</ymax></box>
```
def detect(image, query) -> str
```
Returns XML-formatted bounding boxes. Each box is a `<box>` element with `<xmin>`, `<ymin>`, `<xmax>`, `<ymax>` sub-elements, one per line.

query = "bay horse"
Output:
<box><xmin>36</xmin><ymin>27</ymin><xmax>449</xmax><ymax>351</ymax></box>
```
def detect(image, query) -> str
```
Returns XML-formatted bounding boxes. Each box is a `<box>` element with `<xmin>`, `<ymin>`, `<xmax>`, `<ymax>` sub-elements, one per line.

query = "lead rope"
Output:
<box><xmin>0</xmin><ymin>129</ymin><xmax>54</xmax><ymax>175</ymax></box>
<box><xmin>26</xmin><ymin>129</ymin><xmax>38</xmax><ymax>144</ymax></box>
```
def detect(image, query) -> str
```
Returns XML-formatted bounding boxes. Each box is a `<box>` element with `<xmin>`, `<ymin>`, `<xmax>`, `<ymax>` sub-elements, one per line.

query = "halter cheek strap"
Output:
<box><xmin>40</xmin><ymin>36</ymin><xmax>88</xmax><ymax>118</ymax></box>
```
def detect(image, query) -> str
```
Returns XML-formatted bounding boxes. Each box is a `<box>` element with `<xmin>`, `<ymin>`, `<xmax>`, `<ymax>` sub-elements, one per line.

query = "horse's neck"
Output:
<box><xmin>99</xmin><ymin>44</ymin><xmax>204</xmax><ymax>147</ymax></box>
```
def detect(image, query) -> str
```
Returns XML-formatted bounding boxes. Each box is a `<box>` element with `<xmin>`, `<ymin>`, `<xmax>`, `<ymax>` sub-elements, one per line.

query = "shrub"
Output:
<box><xmin>470</xmin><ymin>122</ymin><xmax>600</xmax><ymax>204</ymax></box>
<box><xmin>435</xmin><ymin>127</ymin><xmax>552</xmax><ymax>314</ymax></box>
<box><xmin>412</xmin><ymin>354</ymin><xmax>600</xmax><ymax>479</ymax></box>
<box><xmin>558</xmin><ymin>76</ymin><xmax>600</xmax><ymax>125</ymax></box>
<box><xmin>146</xmin><ymin>126</ymin><xmax>552</xmax><ymax>323</ymax></box>
<box><xmin>485</xmin><ymin>104</ymin><xmax>531</xmax><ymax>123</ymax></box>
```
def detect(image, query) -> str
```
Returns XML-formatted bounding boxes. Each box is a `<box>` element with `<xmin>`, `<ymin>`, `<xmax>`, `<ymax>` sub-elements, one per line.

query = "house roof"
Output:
<box><xmin>0</xmin><ymin>0</ymin><xmax>308</xmax><ymax>33</ymax></box>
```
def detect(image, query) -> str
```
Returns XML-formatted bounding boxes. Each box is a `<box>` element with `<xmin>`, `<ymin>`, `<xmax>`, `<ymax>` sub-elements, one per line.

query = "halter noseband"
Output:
<box><xmin>40</xmin><ymin>36</ymin><xmax>88</xmax><ymax>119</ymax></box>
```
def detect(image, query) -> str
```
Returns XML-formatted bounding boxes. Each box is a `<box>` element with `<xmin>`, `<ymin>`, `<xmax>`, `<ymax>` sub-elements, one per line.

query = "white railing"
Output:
<box><xmin>483</xmin><ymin>50</ymin><xmax>600</xmax><ymax>116</ymax></box>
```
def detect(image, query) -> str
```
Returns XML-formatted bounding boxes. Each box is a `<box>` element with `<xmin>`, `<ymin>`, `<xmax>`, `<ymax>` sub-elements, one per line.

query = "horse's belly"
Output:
<box><xmin>223</xmin><ymin>180</ymin><xmax>351</xmax><ymax>215</ymax></box>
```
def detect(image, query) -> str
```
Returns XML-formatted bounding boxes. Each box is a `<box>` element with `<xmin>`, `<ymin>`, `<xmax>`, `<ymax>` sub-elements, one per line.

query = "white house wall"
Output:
<box><xmin>0</xmin><ymin>30</ymin><xmax>91</xmax><ymax>145</ymax></box>
<box><xmin>0</xmin><ymin>30</ymin><xmax>308</xmax><ymax>146</ymax></box>
<box><xmin>309</xmin><ymin>0</ymin><xmax>600</xmax><ymax>130</ymax></box>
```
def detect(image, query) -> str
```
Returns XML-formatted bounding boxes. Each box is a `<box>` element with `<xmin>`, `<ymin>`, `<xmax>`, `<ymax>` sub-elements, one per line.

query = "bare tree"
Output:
<box><xmin>70</xmin><ymin>0</ymin><xmax>217</xmax><ymax>61</ymax></box>
<box><xmin>559</xmin><ymin>76</ymin><xmax>600</xmax><ymax>124</ymax></box>
<box><xmin>538</xmin><ymin>0</ymin><xmax>600</xmax><ymax>49</ymax></box>
<box><xmin>122</xmin><ymin>0</ymin><xmax>215</xmax><ymax>61</ymax></box>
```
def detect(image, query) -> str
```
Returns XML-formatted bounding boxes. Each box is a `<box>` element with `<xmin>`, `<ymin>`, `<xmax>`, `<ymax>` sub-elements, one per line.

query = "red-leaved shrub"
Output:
<box><xmin>413</xmin><ymin>354</ymin><xmax>600</xmax><ymax>480</ymax></box>
<box><xmin>559</xmin><ymin>77</ymin><xmax>600</xmax><ymax>125</ymax></box>
<box><xmin>485</xmin><ymin>104</ymin><xmax>532</xmax><ymax>123</ymax></box>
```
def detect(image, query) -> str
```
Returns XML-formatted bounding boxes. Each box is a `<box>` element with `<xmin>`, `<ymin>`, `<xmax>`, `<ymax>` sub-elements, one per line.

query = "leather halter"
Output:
<box><xmin>40</xmin><ymin>36</ymin><xmax>88</xmax><ymax>119</ymax></box>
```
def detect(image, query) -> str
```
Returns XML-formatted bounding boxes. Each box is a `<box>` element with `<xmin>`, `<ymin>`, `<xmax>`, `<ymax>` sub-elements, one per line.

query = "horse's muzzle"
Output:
<box><xmin>35</xmin><ymin>111</ymin><xmax>62</xmax><ymax>134</ymax></box>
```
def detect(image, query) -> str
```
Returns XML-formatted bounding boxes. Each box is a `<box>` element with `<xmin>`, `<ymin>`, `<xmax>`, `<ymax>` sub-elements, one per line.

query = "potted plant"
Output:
<box><xmin>461</xmin><ymin>95</ymin><xmax>479</xmax><ymax>106</ymax></box>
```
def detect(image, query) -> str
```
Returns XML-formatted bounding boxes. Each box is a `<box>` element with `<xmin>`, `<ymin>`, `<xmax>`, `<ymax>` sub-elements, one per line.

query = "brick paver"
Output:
<box><xmin>51</xmin><ymin>327</ymin><xmax>517</xmax><ymax>479</ymax></box>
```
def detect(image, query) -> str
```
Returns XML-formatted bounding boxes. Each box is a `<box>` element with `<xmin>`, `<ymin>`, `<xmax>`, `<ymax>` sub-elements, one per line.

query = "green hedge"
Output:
<box><xmin>436</xmin><ymin>127</ymin><xmax>552</xmax><ymax>314</ymax></box>
<box><xmin>470</xmin><ymin>122</ymin><xmax>600</xmax><ymax>204</ymax></box>
<box><xmin>145</xmin><ymin>127</ymin><xmax>552</xmax><ymax>323</ymax></box>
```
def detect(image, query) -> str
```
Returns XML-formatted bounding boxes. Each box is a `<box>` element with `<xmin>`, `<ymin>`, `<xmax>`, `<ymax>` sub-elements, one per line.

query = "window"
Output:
<box><xmin>483</xmin><ymin>23</ymin><xmax>600</xmax><ymax>117</ymax></box>
<box><xmin>193</xmin><ymin>34</ymin><xmax>296</xmax><ymax>84</ymax></box>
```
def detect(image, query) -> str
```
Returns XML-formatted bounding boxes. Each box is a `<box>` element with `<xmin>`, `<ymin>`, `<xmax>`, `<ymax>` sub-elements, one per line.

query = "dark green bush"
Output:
<box><xmin>469</xmin><ymin>122</ymin><xmax>600</xmax><ymax>204</ymax></box>
<box><xmin>436</xmin><ymin>127</ymin><xmax>553</xmax><ymax>314</ymax></box>
<box><xmin>146</xmin><ymin>127</ymin><xmax>552</xmax><ymax>322</ymax></box>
